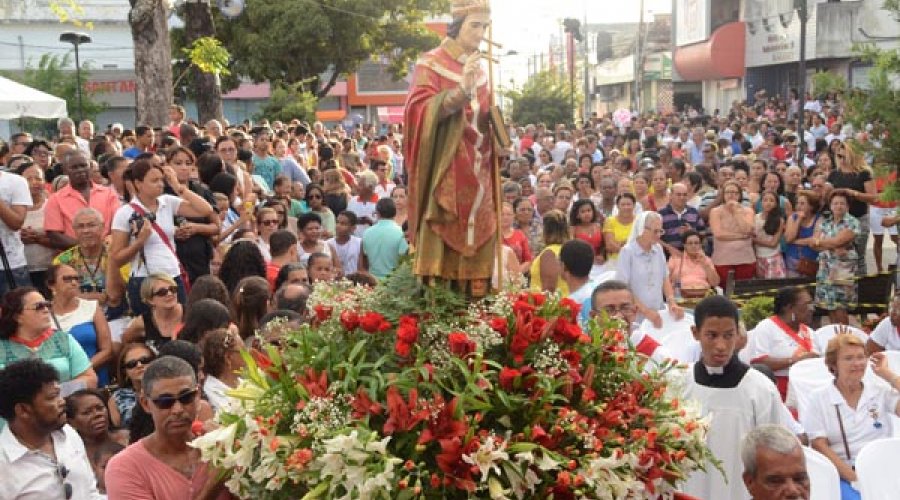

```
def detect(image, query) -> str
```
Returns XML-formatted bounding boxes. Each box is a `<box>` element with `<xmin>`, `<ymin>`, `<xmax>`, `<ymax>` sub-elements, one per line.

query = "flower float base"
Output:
<box><xmin>193</xmin><ymin>264</ymin><xmax>715</xmax><ymax>499</ymax></box>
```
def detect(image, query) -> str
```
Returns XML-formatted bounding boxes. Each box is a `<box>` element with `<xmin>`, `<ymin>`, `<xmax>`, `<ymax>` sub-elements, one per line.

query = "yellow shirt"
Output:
<box><xmin>529</xmin><ymin>244</ymin><xmax>568</xmax><ymax>295</ymax></box>
<box><xmin>602</xmin><ymin>216</ymin><xmax>634</xmax><ymax>260</ymax></box>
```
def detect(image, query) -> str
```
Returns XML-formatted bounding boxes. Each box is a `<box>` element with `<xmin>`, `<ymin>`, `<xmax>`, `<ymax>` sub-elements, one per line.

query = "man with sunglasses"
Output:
<box><xmin>0</xmin><ymin>358</ymin><xmax>103</xmax><ymax>499</ymax></box>
<box><xmin>106</xmin><ymin>356</ymin><xmax>226</xmax><ymax>499</ymax></box>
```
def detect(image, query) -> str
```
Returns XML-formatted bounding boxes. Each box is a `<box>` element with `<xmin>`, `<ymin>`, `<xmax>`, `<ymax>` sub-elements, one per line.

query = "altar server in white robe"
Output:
<box><xmin>680</xmin><ymin>295</ymin><xmax>785</xmax><ymax>500</ymax></box>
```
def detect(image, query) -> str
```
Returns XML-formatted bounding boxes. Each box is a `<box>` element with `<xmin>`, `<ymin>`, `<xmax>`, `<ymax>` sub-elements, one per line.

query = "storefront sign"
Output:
<box><xmin>84</xmin><ymin>80</ymin><xmax>136</xmax><ymax>94</ymax></box>
<box><xmin>744</xmin><ymin>0</ymin><xmax>820</xmax><ymax>67</ymax></box>
<box><xmin>676</xmin><ymin>0</ymin><xmax>709</xmax><ymax>47</ymax></box>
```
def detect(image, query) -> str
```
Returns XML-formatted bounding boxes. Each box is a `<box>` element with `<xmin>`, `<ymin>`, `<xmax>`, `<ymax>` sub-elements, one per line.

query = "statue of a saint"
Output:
<box><xmin>403</xmin><ymin>0</ymin><xmax>498</xmax><ymax>295</ymax></box>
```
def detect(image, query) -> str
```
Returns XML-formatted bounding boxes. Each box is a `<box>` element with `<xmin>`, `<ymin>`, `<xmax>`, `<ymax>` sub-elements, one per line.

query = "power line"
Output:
<box><xmin>0</xmin><ymin>40</ymin><xmax>133</xmax><ymax>51</ymax></box>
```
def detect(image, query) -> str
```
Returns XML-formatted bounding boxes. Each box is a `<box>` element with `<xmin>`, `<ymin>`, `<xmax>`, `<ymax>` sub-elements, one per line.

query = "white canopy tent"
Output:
<box><xmin>0</xmin><ymin>76</ymin><xmax>68</xmax><ymax>140</ymax></box>
<box><xmin>0</xmin><ymin>76</ymin><xmax>68</xmax><ymax>120</ymax></box>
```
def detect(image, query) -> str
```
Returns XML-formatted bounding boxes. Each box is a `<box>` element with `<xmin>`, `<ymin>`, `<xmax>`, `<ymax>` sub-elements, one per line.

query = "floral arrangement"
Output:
<box><xmin>193</xmin><ymin>267</ymin><xmax>714</xmax><ymax>499</ymax></box>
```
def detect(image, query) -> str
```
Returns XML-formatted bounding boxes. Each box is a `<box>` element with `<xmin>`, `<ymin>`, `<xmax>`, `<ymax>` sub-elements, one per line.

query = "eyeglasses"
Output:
<box><xmin>124</xmin><ymin>355</ymin><xmax>154</xmax><ymax>370</ymax></box>
<box><xmin>648</xmin><ymin>228</ymin><xmax>665</xmax><ymax>235</ymax></box>
<box><xmin>151</xmin><ymin>285</ymin><xmax>179</xmax><ymax>297</ymax></box>
<box><xmin>150</xmin><ymin>387</ymin><xmax>199</xmax><ymax>410</ymax></box>
<box><xmin>57</xmin><ymin>464</ymin><xmax>72</xmax><ymax>499</ymax></box>
<box><xmin>260</xmin><ymin>219</ymin><xmax>279</xmax><ymax>226</ymax></box>
<box><xmin>594</xmin><ymin>304</ymin><xmax>635</xmax><ymax>316</ymax></box>
<box><xmin>32</xmin><ymin>150</ymin><xmax>50</xmax><ymax>157</ymax></box>
<box><xmin>59</xmin><ymin>276</ymin><xmax>80</xmax><ymax>284</ymax></box>
<box><xmin>24</xmin><ymin>301</ymin><xmax>52</xmax><ymax>311</ymax></box>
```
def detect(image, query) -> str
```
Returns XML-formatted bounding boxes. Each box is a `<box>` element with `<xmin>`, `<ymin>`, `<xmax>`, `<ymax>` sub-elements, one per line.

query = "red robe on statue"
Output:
<box><xmin>403</xmin><ymin>37</ymin><xmax>497</xmax><ymax>282</ymax></box>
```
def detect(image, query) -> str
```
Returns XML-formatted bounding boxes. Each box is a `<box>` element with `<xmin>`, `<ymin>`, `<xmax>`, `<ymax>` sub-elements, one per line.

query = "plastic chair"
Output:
<box><xmin>855</xmin><ymin>437</ymin><xmax>900</xmax><ymax>499</ymax></box>
<box><xmin>803</xmin><ymin>446</ymin><xmax>841</xmax><ymax>500</ymax></box>
<box><xmin>787</xmin><ymin>358</ymin><xmax>834</xmax><ymax>419</ymax></box>
<box><xmin>812</xmin><ymin>324</ymin><xmax>868</xmax><ymax>354</ymax></box>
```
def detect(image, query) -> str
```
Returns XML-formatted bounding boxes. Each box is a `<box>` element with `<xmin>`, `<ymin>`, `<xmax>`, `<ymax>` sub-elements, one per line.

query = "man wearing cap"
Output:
<box><xmin>403</xmin><ymin>0</ymin><xmax>499</xmax><ymax>296</ymax></box>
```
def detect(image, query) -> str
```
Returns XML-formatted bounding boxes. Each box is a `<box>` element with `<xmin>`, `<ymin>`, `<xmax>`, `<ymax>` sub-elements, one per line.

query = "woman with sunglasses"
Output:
<box><xmin>121</xmin><ymin>273</ymin><xmax>183</xmax><ymax>353</ymax></box>
<box><xmin>109</xmin><ymin>343</ymin><xmax>155</xmax><ymax>428</ymax></box>
<box><xmin>306</xmin><ymin>183</ymin><xmax>336</xmax><ymax>238</ymax></box>
<box><xmin>48</xmin><ymin>264</ymin><xmax>113</xmax><ymax>387</ymax></box>
<box><xmin>0</xmin><ymin>287</ymin><xmax>98</xmax><ymax>388</ymax></box>
<box><xmin>199</xmin><ymin>328</ymin><xmax>246</xmax><ymax>412</ymax></box>
<box><xmin>254</xmin><ymin>206</ymin><xmax>279</xmax><ymax>261</ymax></box>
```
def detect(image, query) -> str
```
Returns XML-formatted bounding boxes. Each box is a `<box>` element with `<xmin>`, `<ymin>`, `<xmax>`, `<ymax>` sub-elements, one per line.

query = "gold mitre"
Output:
<box><xmin>451</xmin><ymin>0</ymin><xmax>490</xmax><ymax>18</ymax></box>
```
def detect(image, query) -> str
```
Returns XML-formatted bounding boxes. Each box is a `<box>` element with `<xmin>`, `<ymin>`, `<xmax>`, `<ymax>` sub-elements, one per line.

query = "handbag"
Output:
<box><xmin>796</xmin><ymin>257</ymin><xmax>819</xmax><ymax>277</ymax></box>
<box><xmin>129</xmin><ymin>203</ymin><xmax>191</xmax><ymax>293</ymax></box>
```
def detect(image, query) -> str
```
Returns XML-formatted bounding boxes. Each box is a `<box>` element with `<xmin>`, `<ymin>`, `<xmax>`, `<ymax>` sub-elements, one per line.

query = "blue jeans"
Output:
<box><xmin>0</xmin><ymin>266</ymin><xmax>32</xmax><ymax>297</ymax></box>
<box><xmin>126</xmin><ymin>275</ymin><xmax>187</xmax><ymax>317</ymax></box>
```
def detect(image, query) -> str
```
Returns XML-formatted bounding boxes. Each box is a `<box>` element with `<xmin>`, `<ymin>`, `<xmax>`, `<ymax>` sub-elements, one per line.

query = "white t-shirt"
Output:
<box><xmin>0</xmin><ymin>172</ymin><xmax>33</xmax><ymax>269</ymax></box>
<box><xmin>745</xmin><ymin>317</ymin><xmax>816</xmax><ymax>377</ymax></box>
<box><xmin>347</xmin><ymin>197</ymin><xmax>378</xmax><ymax>237</ymax></box>
<box><xmin>869</xmin><ymin>317</ymin><xmax>900</xmax><ymax>351</ymax></box>
<box><xmin>327</xmin><ymin>236</ymin><xmax>362</xmax><ymax>276</ymax></box>
<box><xmin>111</xmin><ymin>194</ymin><xmax>183</xmax><ymax>278</ymax></box>
<box><xmin>801</xmin><ymin>381</ymin><xmax>900</xmax><ymax>465</ymax></box>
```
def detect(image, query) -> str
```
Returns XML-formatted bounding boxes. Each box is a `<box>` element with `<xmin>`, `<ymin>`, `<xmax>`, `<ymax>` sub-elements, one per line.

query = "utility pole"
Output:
<box><xmin>634</xmin><ymin>0</ymin><xmax>646</xmax><ymax>113</ymax></box>
<box><xmin>796</xmin><ymin>0</ymin><xmax>809</xmax><ymax>164</ymax></box>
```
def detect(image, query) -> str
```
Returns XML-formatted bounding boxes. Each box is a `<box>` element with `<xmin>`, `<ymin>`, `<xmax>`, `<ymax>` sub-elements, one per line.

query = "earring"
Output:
<box><xmin>791</xmin><ymin>312</ymin><xmax>796</xmax><ymax>322</ymax></box>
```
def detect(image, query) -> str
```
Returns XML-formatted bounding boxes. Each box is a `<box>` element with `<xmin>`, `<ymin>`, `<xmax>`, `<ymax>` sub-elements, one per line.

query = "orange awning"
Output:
<box><xmin>315</xmin><ymin>109</ymin><xmax>347</xmax><ymax>122</ymax></box>
<box><xmin>674</xmin><ymin>22</ymin><xmax>746</xmax><ymax>81</ymax></box>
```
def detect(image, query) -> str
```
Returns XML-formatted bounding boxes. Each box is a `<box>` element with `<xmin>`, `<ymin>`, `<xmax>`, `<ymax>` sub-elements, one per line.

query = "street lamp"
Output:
<box><xmin>497</xmin><ymin>50</ymin><xmax>518</xmax><ymax>114</ymax></box>
<box><xmin>59</xmin><ymin>32</ymin><xmax>92</xmax><ymax>122</ymax></box>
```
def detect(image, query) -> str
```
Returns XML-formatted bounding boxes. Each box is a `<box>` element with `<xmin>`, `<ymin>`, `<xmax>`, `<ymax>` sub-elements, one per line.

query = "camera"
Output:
<box><xmin>129</xmin><ymin>211</ymin><xmax>156</xmax><ymax>232</ymax></box>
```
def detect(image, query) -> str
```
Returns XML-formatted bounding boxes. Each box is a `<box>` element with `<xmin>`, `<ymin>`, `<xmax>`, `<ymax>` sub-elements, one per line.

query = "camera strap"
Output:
<box><xmin>129</xmin><ymin>203</ymin><xmax>191</xmax><ymax>293</ymax></box>
<box><xmin>0</xmin><ymin>233</ymin><xmax>17</xmax><ymax>291</ymax></box>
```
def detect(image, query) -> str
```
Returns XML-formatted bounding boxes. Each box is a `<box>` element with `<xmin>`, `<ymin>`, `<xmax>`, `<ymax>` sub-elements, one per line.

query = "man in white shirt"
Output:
<box><xmin>58</xmin><ymin>117</ymin><xmax>90</xmax><ymax>155</ymax></box>
<box><xmin>348</xmin><ymin>170</ymin><xmax>380</xmax><ymax>236</ymax></box>
<box><xmin>550</xmin><ymin>130</ymin><xmax>573</xmax><ymax>164</ymax></box>
<box><xmin>866</xmin><ymin>295</ymin><xmax>900</xmax><ymax>353</ymax></box>
<box><xmin>559</xmin><ymin>239</ymin><xmax>597</xmax><ymax>305</ymax></box>
<box><xmin>0</xmin><ymin>169</ymin><xmax>34</xmax><ymax>296</ymax></box>
<box><xmin>0</xmin><ymin>358</ymin><xmax>102</xmax><ymax>499</ymax></box>
<box><xmin>371</xmin><ymin>159</ymin><xmax>395</xmax><ymax>200</ymax></box>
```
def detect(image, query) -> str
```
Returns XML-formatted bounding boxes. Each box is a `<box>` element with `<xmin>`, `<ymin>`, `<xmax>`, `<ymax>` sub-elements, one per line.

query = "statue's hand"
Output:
<box><xmin>462</xmin><ymin>52</ymin><xmax>481</xmax><ymax>94</ymax></box>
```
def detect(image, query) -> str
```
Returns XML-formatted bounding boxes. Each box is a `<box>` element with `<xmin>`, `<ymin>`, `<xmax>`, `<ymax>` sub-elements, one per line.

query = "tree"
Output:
<box><xmin>179</xmin><ymin>0</ymin><xmax>224</xmax><ymax>123</ymax></box>
<box><xmin>1</xmin><ymin>53</ymin><xmax>107</xmax><ymax>136</ymax></box>
<box><xmin>507</xmin><ymin>70</ymin><xmax>583</xmax><ymax>127</ymax></box>
<box><xmin>254</xmin><ymin>83</ymin><xmax>317</xmax><ymax>123</ymax></box>
<box><xmin>173</xmin><ymin>36</ymin><xmax>231</xmax><ymax>124</ymax></box>
<box><xmin>129</xmin><ymin>0</ymin><xmax>173</xmax><ymax>127</ymax></box>
<box><xmin>214</xmin><ymin>0</ymin><xmax>447</xmax><ymax>97</ymax></box>
<box><xmin>843</xmin><ymin>0</ymin><xmax>900</xmax><ymax>204</ymax></box>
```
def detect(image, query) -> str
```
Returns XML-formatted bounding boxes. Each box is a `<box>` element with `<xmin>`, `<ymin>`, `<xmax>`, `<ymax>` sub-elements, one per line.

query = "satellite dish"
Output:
<box><xmin>218</xmin><ymin>0</ymin><xmax>245</xmax><ymax>19</ymax></box>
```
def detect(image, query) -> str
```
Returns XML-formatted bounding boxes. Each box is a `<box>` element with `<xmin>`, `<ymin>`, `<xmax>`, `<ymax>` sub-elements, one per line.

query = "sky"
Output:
<box><xmin>490</xmin><ymin>0</ymin><xmax>672</xmax><ymax>87</ymax></box>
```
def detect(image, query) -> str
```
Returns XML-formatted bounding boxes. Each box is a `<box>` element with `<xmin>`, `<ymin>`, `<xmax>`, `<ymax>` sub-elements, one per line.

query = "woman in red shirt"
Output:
<box><xmin>501</xmin><ymin>202</ymin><xmax>532</xmax><ymax>273</ymax></box>
<box><xmin>570</xmin><ymin>199</ymin><xmax>604</xmax><ymax>266</ymax></box>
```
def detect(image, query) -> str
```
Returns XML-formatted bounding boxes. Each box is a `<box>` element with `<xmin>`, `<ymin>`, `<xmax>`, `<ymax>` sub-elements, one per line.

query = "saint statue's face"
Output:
<box><xmin>458</xmin><ymin>12</ymin><xmax>490</xmax><ymax>53</ymax></box>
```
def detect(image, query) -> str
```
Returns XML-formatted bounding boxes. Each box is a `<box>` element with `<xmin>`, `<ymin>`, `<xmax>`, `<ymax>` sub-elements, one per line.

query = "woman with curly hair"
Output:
<box><xmin>217</xmin><ymin>239</ymin><xmax>267</xmax><ymax>294</ymax></box>
<box><xmin>232</xmin><ymin>276</ymin><xmax>271</xmax><ymax>340</ymax></box>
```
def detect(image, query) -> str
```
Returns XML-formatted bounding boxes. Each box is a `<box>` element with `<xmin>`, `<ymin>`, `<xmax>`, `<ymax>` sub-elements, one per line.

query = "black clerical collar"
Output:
<box><xmin>693</xmin><ymin>355</ymin><xmax>750</xmax><ymax>388</ymax></box>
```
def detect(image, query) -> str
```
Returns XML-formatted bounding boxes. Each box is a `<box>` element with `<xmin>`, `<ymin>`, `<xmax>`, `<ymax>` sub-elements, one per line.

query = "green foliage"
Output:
<box><xmin>1</xmin><ymin>53</ymin><xmax>107</xmax><ymax>134</ymax></box>
<box><xmin>507</xmin><ymin>70</ymin><xmax>583</xmax><ymax>127</ymax></box>
<box><xmin>184</xmin><ymin>36</ymin><xmax>231</xmax><ymax>76</ymax></box>
<box><xmin>213</xmin><ymin>0</ymin><xmax>447</xmax><ymax>97</ymax></box>
<box><xmin>738</xmin><ymin>296</ymin><xmax>774</xmax><ymax>332</ymax></box>
<box><xmin>810</xmin><ymin>71</ymin><xmax>846</xmax><ymax>97</ymax></box>
<box><xmin>254</xmin><ymin>82</ymin><xmax>318</xmax><ymax>123</ymax></box>
<box><xmin>843</xmin><ymin>1</ymin><xmax>900</xmax><ymax>205</ymax></box>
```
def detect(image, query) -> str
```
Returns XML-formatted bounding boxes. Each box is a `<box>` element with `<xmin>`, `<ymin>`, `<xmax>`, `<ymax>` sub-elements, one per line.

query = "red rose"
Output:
<box><xmin>559</xmin><ymin>297</ymin><xmax>581</xmax><ymax>321</ymax></box>
<box><xmin>560</xmin><ymin>349</ymin><xmax>581</xmax><ymax>368</ymax></box>
<box><xmin>488</xmin><ymin>316</ymin><xmax>508</xmax><ymax>337</ymax></box>
<box><xmin>498</xmin><ymin>366</ymin><xmax>521</xmax><ymax>391</ymax></box>
<box><xmin>360</xmin><ymin>312</ymin><xmax>390</xmax><ymax>333</ymax></box>
<box><xmin>339</xmin><ymin>310</ymin><xmax>360</xmax><ymax>331</ymax></box>
<box><xmin>396</xmin><ymin>319</ymin><xmax>419</xmax><ymax>344</ymax></box>
<box><xmin>313</xmin><ymin>304</ymin><xmax>332</xmax><ymax>322</ymax></box>
<box><xmin>448</xmin><ymin>332</ymin><xmax>476</xmax><ymax>357</ymax></box>
<box><xmin>395</xmin><ymin>340</ymin><xmax>411</xmax><ymax>357</ymax></box>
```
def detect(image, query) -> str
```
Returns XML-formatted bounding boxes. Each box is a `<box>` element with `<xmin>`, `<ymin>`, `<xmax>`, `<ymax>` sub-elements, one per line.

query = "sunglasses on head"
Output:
<box><xmin>152</xmin><ymin>285</ymin><xmax>179</xmax><ymax>297</ymax></box>
<box><xmin>150</xmin><ymin>387</ymin><xmax>199</xmax><ymax>410</ymax></box>
<box><xmin>124</xmin><ymin>355</ymin><xmax>154</xmax><ymax>370</ymax></box>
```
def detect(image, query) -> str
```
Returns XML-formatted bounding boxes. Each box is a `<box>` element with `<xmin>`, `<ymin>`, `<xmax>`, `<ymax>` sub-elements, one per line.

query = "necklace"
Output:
<box><xmin>81</xmin><ymin>247</ymin><xmax>105</xmax><ymax>284</ymax></box>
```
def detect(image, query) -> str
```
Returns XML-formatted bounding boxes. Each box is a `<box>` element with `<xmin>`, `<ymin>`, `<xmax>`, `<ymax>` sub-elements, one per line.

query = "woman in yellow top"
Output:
<box><xmin>603</xmin><ymin>192</ymin><xmax>637</xmax><ymax>260</ymax></box>
<box><xmin>530</xmin><ymin>210</ymin><xmax>570</xmax><ymax>295</ymax></box>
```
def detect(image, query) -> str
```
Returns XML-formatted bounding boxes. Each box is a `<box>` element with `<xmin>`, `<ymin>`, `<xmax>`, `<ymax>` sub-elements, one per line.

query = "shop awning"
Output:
<box><xmin>315</xmin><ymin>109</ymin><xmax>347</xmax><ymax>122</ymax></box>
<box><xmin>674</xmin><ymin>21</ymin><xmax>746</xmax><ymax>81</ymax></box>
<box><xmin>377</xmin><ymin>106</ymin><xmax>405</xmax><ymax>124</ymax></box>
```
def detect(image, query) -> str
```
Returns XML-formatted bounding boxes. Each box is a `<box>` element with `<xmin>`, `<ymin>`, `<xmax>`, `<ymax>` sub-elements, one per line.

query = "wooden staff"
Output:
<box><xmin>486</xmin><ymin>25</ymin><xmax>503</xmax><ymax>291</ymax></box>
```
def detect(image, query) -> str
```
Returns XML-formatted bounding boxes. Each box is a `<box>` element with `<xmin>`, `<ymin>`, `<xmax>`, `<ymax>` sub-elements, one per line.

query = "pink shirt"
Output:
<box><xmin>105</xmin><ymin>438</ymin><xmax>230</xmax><ymax>500</ymax></box>
<box><xmin>44</xmin><ymin>183</ymin><xmax>121</xmax><ymax>238</ymax></box>
<box><xmin>668</xmin><ymin>253</ymin><xmax>716</xmax><ymax>290</ymax></box>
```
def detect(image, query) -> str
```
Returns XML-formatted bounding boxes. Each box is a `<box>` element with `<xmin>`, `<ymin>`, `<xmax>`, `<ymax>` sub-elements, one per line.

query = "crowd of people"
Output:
<box><xmin>0</xmin><ymin>86</ymin><xmax>896</xmax><ymax>499</ymax></box>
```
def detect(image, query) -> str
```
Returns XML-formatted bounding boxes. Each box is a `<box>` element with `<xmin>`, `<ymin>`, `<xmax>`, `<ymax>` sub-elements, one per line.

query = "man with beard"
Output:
<box><xmin>0</xmin><ymin>358</ymin><xmax>103</xmax><ymax>499</ymax></box>
<box><xmin>105</xmin><ymin>356</ymin><xmax>226</xmax><ymax>499</ymax></box>
<box><xmin>44</xmin><ymin>150</ymin><xmax>121</xmax><ymax>250</ymax></box>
